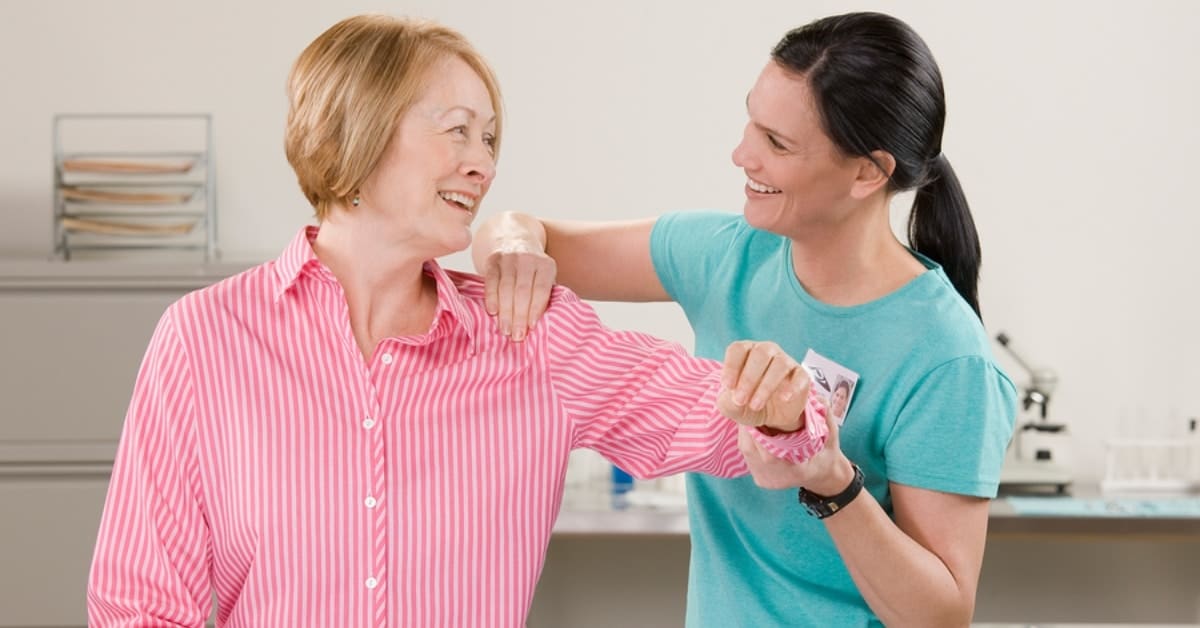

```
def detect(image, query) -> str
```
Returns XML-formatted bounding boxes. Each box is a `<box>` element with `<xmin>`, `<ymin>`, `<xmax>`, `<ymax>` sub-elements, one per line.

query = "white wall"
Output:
<box><xmin>2</xmin><ymin>0</ymin><xmax>1199</xmax><ymax>483</ymax></box>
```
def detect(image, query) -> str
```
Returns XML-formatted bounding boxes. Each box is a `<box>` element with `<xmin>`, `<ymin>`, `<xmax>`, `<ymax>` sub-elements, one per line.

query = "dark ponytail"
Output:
<box><xmin>910</xmin><ymin>154</ymin><xmax>980</xmax><ymax>317</ymax></box>
<box><xmin>772</xmin><ymin>12</ymin><xmax>983</xmax><ymax>318</ymax></box>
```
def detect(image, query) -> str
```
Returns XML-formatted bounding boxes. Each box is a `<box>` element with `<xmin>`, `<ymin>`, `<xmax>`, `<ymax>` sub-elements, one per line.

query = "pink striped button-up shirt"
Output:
<box><xmin>88</xmin><ymin>226</ymin><xmax>824</xmax><ymax>627</ymax></box>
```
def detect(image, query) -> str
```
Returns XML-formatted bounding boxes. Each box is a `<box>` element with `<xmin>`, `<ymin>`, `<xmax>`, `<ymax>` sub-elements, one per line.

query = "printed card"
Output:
<box><xmin>801</xmin><ymin>349</ymin><xmax>860</xmax><ymax>425</ymax></box>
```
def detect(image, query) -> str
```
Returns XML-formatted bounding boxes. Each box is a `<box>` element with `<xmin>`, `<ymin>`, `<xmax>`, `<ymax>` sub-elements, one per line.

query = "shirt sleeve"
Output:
<box><xmin>884</xmin><ymin>355</ymin><xmax>1018</xmax><ymax>498</ymax></box>
<box><xmin>539</xmin><ymin>288</ymin><xmax>826</xmax><ymax>479</ymax></box>
<box><xmin>87</xmin><ymin>308</ymin><xmax>212</xmax><ymax>627</ymax></box>
<box><xmin>649</xmin><ymin>210</ymin><xmax>744</xmax><ymax>314</ymax></box>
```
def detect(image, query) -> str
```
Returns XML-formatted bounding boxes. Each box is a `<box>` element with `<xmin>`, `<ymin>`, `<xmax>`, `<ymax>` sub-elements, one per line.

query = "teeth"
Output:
<box><xmin>439</xmin><ymin>191</ymin><xmax>476</xmax><ymax>209</ymax></box>
<box><xmin>747</xmin><ymin>178</ymin><xmax>781</xmax><ymax>194</ymax></box>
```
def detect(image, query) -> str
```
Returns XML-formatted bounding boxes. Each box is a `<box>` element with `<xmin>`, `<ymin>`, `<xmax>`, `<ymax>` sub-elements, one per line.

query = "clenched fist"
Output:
<box><xmin>718</xmin><ymin>340</ymin><xmax>811</xmax><ymax>433</ymax></box>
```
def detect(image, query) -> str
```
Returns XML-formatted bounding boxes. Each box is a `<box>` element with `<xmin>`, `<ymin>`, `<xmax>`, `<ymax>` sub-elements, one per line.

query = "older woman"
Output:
<box><xmin>86</xmin><ymin>14</ymin><xmax>823</xmax><ymax>628</ymax></box>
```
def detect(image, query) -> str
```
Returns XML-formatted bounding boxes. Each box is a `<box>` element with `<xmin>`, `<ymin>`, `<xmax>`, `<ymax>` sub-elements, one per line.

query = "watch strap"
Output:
<box><xmin>797</xmin><ymin>463</ymin><xmax>864</xmax><ymax>519</ymax></box>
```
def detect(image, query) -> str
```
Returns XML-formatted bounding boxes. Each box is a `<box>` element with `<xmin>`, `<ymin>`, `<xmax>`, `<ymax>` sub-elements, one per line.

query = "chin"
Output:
<box><xmin>742</xmin><ymin>202</ymin><xmax>776</xmax><ymax>231</ymax></box>
<box><xmin>440</xmin><ymin>230</ymin><xmax>473</xmax><ymax>256</ymax></box>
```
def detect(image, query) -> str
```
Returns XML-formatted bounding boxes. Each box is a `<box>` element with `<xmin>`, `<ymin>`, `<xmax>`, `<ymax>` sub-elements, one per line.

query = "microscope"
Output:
<box><xmin>996</xmin><ymin>332</ymin><xmax>1073</xmax><ymax>494</ymax></box>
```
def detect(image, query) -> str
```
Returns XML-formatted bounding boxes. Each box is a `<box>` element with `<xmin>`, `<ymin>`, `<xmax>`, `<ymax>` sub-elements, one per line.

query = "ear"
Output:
<box><xmin>848</xmin><ymin>150</ymin><xmax>894</xmax><ymax>200</ymax></box>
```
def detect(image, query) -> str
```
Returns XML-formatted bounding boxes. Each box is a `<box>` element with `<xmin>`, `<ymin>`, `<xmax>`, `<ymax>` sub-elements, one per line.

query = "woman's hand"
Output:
<box><xmin>737</xmin><ymin>400</ymin><xmax>855</xmax><ymax>496</ymax></box>
<box><xmin>718</xmin><ymin>341</ymin><xmax>811</xmax><ymax>433</ymax></box>
<box><xmin>480</xmin><ymin>241</ymin><xmax>557</xmax><ymax>342</ymax></box>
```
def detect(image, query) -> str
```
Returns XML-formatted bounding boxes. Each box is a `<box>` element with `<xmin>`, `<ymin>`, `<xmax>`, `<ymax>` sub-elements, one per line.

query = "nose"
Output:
<box><xmin>731</xmin><ymin>123</ymin><xmax>755</xmax><ymax>170</ymax></box>
<box><xmin>461</xmin><ymin>140</ymin><xmax>496</xmax><ymax>186</ymax></box>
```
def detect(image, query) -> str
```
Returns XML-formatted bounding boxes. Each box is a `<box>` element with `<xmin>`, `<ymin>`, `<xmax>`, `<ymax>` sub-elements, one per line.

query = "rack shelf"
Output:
<box><xmin>52</xmin><ymin>114</ymin><xmax>217</xmax><ymax>261</ymax></box>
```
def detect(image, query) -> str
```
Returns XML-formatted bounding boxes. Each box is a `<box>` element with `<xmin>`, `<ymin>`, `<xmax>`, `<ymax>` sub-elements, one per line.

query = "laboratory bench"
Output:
<box><xmin>533</xmin><ymin>491</ymin><xmax>1200</xmax><ymax>627</ymax></box>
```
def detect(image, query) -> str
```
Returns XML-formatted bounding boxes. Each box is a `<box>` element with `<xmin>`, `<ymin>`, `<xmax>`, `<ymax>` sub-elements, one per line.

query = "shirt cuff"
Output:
<box><xmin>745</xmin><ymin>388</ymin><xmax>829</xmax><ymax>464</ymax></box>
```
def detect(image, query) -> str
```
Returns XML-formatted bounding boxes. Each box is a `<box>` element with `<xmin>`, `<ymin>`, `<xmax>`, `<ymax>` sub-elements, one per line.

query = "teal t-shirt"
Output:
<box><xmin>649</xmin><ymin>211</ymin><xmax>1017</xmax><ymax>627</ymax></box>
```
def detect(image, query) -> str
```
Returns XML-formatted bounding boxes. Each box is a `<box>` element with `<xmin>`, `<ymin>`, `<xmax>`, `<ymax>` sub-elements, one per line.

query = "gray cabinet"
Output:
<box><xmin>0</xmin><ymin>262</ymin><xmax>244</xmax><ymax>626</ymax></box>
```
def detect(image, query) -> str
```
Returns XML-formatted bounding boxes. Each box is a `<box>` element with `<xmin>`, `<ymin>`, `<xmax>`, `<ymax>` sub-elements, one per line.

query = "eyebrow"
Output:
<box><xmin>438</xmin><ymin>105</ymin><xmax>497</xmax><ymax>125</ymax></box>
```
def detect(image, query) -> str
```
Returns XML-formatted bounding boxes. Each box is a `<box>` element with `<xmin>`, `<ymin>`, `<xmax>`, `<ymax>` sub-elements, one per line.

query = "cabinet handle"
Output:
<box><xmin>0</xmin><ymin>462</ymin><xmax>112</xmax><ymax>479</ymax></box>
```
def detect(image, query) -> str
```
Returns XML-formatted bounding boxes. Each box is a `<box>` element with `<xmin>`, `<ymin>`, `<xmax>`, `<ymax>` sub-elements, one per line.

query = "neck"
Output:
<box><xmin>788</xmin><ymin>195</ymin><xmax>926</xmax><ymax>307</ymax></box>
<box><xmin>313</xmin><ymin>210</ymin><xmax>439</xmax><ymax>358</ymax></box>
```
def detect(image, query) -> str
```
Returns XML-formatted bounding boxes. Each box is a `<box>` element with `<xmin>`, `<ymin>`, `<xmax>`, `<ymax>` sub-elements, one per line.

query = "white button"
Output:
<box><xmin>381</xmin><ymin>353</ymin><xmax>394</xmax><ymax>365</ymax></box>
<box><xmin>365</xmin><ymin>576</ymin><xmax>378</xmax><ymax>589</ymax></box>
<box><xmin>362</xmin><ymin>417</ymin><xmax>376</xmax><ymax>429</ymax></box>
<box><xmin>364</xmin><ymin>496</ymin><xmax>377</xmax><ymax>508</ymax></box>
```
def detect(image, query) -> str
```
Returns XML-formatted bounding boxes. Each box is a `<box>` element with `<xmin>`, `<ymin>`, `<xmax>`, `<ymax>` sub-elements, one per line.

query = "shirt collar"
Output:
<box><xmin>273</xmin><ymin>225</ymin><xmax>324</xmax><ymax>296</ymax></box>
<box><xmin>273</xmin><ymin>225</ymin><xmax>479</xmax><ymax>350</ymax></box>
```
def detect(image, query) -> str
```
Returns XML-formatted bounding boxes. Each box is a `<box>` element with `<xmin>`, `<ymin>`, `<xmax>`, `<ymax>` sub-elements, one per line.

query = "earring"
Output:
<box><xmin>351</xmin><ymin>194</ymin><xmax>361</xmax><ymax>207</ymax></box>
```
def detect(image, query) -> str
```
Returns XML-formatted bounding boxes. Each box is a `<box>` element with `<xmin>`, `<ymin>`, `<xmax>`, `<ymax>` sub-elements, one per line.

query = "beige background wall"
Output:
<box><xmin>1</xmin><ymin>0</ymin><xmax>1198</xmax><ymax>509</ymax></box>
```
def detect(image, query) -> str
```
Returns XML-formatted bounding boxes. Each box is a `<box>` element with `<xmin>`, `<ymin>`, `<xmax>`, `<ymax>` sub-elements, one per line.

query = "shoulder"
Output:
<box><xmin>167</xmin><ymin>261</ymin><xmax>277</xmax><ymax>331</ymax></box>
<box><xmin>447</xmin><ymin>267</ymin><xmax>591</xmax><ymax>311</ymax></box>
<box><xmin>441</xmin><ymin>269</ymin><xmax>600</xmax><ymax>345</ymax></box>
<box><xmin>870</xmin><ymin>265</ymin><xmax>1014</xmax><ymax>387</ymax></box>
<box><xmin>443</xmin><ymin>267</ymin><xmax>487</xmax><ymax>301</ymax></box>
<box><xmin>653</xmin><ymin>210</ymin><xmax>754</xmax><ymax>244</ymax></box>
<box><xmin>903</xmin><ymin>291</ymin><xmax>1016</xmax><ymax>402</ymax></box>
<box><xmin>879</xmin><ymin>259</ymin><xmax>992</xmax><ymax>359</ymax></box>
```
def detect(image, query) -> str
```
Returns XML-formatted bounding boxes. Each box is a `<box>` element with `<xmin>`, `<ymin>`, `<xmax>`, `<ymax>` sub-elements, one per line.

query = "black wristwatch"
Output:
<box><xmin>797</xmin><ymin>463</ymin><xmax>864</xmax><ymax>519</ymax></box>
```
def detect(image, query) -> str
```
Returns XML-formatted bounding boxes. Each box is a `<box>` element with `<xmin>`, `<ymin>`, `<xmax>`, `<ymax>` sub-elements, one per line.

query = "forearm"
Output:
<box><xmin>474</xmin><ymin>212</ymin><xmax>667</xmax><ymax>301</ymax></box>
<box><xmin>825</xmin><ymin>494</ymin><xmax>976</xmax><ymax>627</ymax></box>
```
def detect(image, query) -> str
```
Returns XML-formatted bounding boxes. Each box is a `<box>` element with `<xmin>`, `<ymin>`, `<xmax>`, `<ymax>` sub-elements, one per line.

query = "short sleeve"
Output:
<box><xmin>649</xmin><ymin>211</ymin><xmax>743</xmax><ymax>314</ymax></box>
<box><xmin>884</xmin><ymin>356</ymin><xmax>1018</xmax><ymax>497</ymax></box>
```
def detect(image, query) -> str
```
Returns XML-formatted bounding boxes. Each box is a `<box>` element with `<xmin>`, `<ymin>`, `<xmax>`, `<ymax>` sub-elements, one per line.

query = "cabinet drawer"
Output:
<box><xmin>0</xmin><ymin>475</ymin><xmax>109</xmax><ymax>627</ymax></box>
<box><xmin>0</xmin><ymin>291</ymin><xmax>176</xmax><ymax>461</ymax></box>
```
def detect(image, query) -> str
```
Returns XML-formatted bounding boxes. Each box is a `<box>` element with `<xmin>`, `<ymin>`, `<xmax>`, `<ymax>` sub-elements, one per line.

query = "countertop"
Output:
<box><xmin>0</xmin><ymin>257</ymin><xmax>255</xmax><ymax>290</ymax></box>
<box><xmin>553</xmin><ymin>487</ymin><xmax>1200</xmax><ymax>538</ymax></box>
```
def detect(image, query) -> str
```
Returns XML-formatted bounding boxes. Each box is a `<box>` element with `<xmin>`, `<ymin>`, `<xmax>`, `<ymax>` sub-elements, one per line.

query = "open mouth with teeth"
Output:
<box><xmin>746</xmin><ymin>178</ymin><xmax>782</xmax><ymax>194</ymax></box>
<box><xmin>438</xmin><ymin>191</ymin><xmax>477</xmax><ymax>212</ymax></box>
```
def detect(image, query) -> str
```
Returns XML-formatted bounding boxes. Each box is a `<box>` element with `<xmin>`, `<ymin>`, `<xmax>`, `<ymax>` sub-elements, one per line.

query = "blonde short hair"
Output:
<box><xmin>285</xmin><ymin>14</ymin><xmax>503</xmax><ymax>219</ymax></box>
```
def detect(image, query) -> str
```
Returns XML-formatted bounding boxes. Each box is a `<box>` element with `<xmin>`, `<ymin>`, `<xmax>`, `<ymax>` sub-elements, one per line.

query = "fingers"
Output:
<box><xmin>481</xmin><ymin>250</ymin><xmax>558</xmax><ymax>342</ymax></box>
<box><xmin>721</xmin><ymin>341</ymin><xmax>753</xmax><ymax>392</ymax></box>
<box><xmin>822</xmin><ymin>389</ymin><xmax>841</xmax><ymax>448</ymax></box>
<box><xmin>483</xmin><ymin>255</ymin><xmax>502</xmax><ymax>316</ymax></box>
<box><xmin>507</xmin><ymin>255</ymin><xmax>557</xmax><ymax>342</ymax></box>
<box><xmin>526</xmin><ymin>268</ymin><xmax>556</xmax><ymax>330</ymax></box>
<box><xmin>737</xmin><ymin>428</ymin><xmax>758</xmax><ymax>460</ymax></box>
<box><xmin>725</xmin><ymin>341</ymin><xmax>799</xmax><ymax>410</ymax></box>
<box><xmin>738</xmin><ymin>428</ymin><xmax>804</xmax><ymax>490</ymax></box>
<box><xmin>737</xmin><ymin>427</ymin><xmax>772</xmax><ymax>463</ymax></box>
<box><xmin>496</xmin><ymin>258</ymin><xmax>518</xmax><ymax>338</ymax></box>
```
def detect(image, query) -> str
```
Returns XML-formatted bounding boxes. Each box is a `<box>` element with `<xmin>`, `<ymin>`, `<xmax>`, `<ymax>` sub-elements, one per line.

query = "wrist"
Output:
<box><xmin>498</xmin><ymin>212</ymin><xmax>547</xmax><ymax>251</ymax></box>
<box><xmin>759</xmin><ymin>409</ymin><xmax>805</xmax><ymax>436</ymax></box>
<box><xmin>797</xmin><ymin>460</ymin><xmax>864</xmax><ymax>520</ymax></box>
<box><xmin>822</xmin><ymin>458</ymin><xmax>857</xmax><ymax>495</ymax></box>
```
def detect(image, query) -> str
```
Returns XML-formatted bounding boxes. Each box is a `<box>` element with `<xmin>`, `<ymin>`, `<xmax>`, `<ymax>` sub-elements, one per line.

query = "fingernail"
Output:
<box><xmin>750</xmin><ymin>396</ymin><xmax>764</xmax><ymax>410</ymax></box>
<box><xmin>513</xmin><ymin>329</ymin><xmax>524</xmax><ymax>342</ymax></box>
